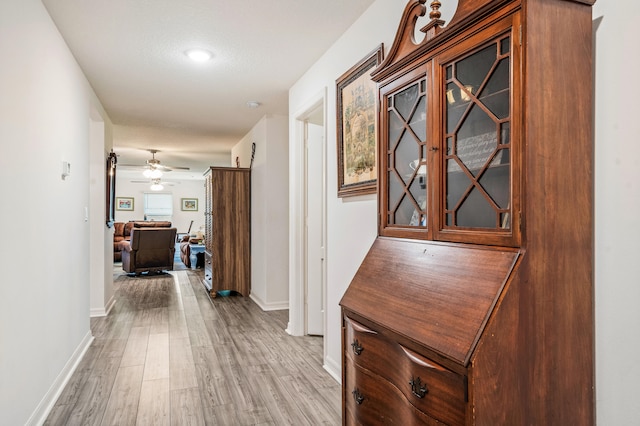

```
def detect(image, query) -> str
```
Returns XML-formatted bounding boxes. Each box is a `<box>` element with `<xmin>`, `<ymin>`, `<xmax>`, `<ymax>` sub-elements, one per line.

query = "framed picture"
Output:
<box><xmin>336</xmin><ymin>44</ymin><xmax>383</xmax><ymax>197</ymax></box>
<box><xmin>116</xmin><ymin>197</ymin><xmax>134</xmax><ymax>211</ymax></box>
<box><xmin>181</xmin><ymin>198</ymin><xmax>198</xmax><ymax>211</ymax></box>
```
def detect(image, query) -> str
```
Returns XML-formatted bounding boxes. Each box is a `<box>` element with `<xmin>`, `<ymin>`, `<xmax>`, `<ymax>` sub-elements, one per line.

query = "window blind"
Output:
<box><xmin>144</xmin><ymin>193</ymin><xmax>173</xmax><ymax>220</ymax></box>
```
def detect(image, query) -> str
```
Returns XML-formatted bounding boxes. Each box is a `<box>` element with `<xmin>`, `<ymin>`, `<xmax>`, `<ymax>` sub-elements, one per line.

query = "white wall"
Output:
<box><xmin>233</xmin><ymin>115</ymin><xmax>290</xmax><ymax>310</ymax></box>
<box><xmin>89</xmin><ymin>112</ymin><xmax>115</xmax><ymax>317</ymax></box>
<box><xmin>114</xmin><ymin>178</ymin><xmax>206</xmax><ymax>235</ymax></box>
<box><xmin>0</xmin><ymin>0</ymin><xmax>111</xmax><ymax>423</ymax></box>
<box><xmin>290</xmin><ymin>0</ymin><xmax>640</xmax><ymax>423</ymax></box>
<box><xmin>289</xmin><ymin>0</ymin><xmax>410</xmax><ymax>378</ymax></box>
<box><xmin>592</xmin><ymin>2</ymin><xmax>640</xmax><ymax>424</ymax></box>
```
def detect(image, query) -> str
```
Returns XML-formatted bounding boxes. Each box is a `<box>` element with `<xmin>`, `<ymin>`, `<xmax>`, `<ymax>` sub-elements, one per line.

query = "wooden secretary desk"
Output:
<box><xmin>339</xmin><ymin>0</ymin><xmax>596</xmax><ymax>424</ymax></box>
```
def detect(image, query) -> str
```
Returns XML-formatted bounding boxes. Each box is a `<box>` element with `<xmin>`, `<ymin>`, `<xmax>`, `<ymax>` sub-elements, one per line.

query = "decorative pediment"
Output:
<box><xmin>372</xmin><ymin>0</ymin><xmax>594</xmax><ymax>82</ymax></box>
<box><xmin>371</xmin><ymin>0</ymin><xmax>442</xmax><ymax>82</ymax></box>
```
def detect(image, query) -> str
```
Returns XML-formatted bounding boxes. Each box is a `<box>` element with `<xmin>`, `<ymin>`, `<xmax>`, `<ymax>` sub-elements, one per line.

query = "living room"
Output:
<box><xmin>1</xmin><ymin>1</ymin><xmax>638</xmax><ymax>425</ymax></box>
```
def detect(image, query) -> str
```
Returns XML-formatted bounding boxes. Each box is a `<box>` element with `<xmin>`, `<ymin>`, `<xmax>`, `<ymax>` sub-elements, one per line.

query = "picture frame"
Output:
<box><xmin>181</xmin><ymin>198</ymin><xmax>198</xmax><ymax>211</ymax></box>
<box><xmin>336</xmin><ymin>44</ymin><xmax>383</xmax><ymax>197</ymax></box>
<box><xmin>115</xmin><ymin>197</ymin><xmax>134</xmax><ymax>211</ymax></box>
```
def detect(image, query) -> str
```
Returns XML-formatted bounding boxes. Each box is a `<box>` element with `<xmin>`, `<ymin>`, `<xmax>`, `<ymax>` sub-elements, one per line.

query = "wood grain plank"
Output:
<box><xmin>136</xmin><ymin>378</ymin><xmax>170</xmax><ymax>426</ymax></box>
<box><xmin>168</xmin><ymin>309</ymin><xmax>189</xmax><ymax>340</ymax></box>
<box><xmin>144</xmin><ymin>332</ymin><xmax>170</xmax><ymax>381</ymax></box>
<box><xmin>191</xmin><ymin>346</ymin><xmax>232</xmax><ymax>407</ymax></box>
<box><xmin>100</xmin><ymin>365</ymin><xmax>144</xmax><ymax>426</ymax></box>
<box><xmin>200</xmin><ymin>403</ymin><xmax>242</xmax><ymax>426</ymax></box>
<box><xmin>169</xmin><ymin>337</ymin><xmax>198</xmax><ymax>390</ymax></box>
<box><xmin>148</xmin><ymin>307</ymin><xmax>170</xmax><ymax>334</ymax></box>
<box><xmin>97</xmin><ymin>338</ymin><xmax>127</xmax><ymax>359</ymax></box>
<box><xmin>170</xmin><ymin>387</ymin><xmax>205</xmax><ymax>426</ymax></box>
<box><xmin>65</xmin><ymin>356</ymin><xmax>121</xmax><ymax>426</ymax></box>
<box><xmin>120</xmin><ymin>326</ymin><xmax>150</xmax><ymax>367</ymax></box>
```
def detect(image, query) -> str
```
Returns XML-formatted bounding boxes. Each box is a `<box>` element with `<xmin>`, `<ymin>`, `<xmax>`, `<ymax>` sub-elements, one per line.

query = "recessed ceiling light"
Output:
<box><xmin>246</xmin><ymin>101</ymin><xmax>261</xmax><ymax>109</ymax></box>
<box><xmin>185</xmin><ymin>49</ymin><xmax>213</xmax><ymax>63</ymax></box>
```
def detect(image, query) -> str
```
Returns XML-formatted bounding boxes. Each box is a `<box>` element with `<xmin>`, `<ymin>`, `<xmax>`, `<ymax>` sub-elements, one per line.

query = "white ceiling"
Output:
<box><xmin>42</xmin><ymin>0</ymin><xmax>375</xmax><ymax>179</ymax></box>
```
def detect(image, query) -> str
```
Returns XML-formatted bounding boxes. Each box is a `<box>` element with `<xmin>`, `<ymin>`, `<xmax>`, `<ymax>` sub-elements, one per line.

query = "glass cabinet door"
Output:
<box><xmin>384</xmin><ymin>76</ymin><xmax>428</xmax><ymax>230</ymax></box>
<box><xmin>442</xmin><ymin>34</ymin><xmax>512</xmax><ymax>233</ymax></box>
<box><xmin>378</xmin><ymin>25</ymin><xmax>519</xmax><ymax>246</ymax></box>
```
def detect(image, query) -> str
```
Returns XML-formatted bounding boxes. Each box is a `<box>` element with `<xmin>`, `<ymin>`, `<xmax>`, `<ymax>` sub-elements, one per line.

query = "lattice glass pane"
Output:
<box><xmin>479</xmin><ymin>58</ymin><xmax>510</xmax><ymax>119</ymax></box>
<box><xmin>395</xmin><ymin>84</ymin><xmax>419</xmax><ymax>121</ymax></box>
<box><xmin>456</xmin><ymin>44</ymin><xmax>496</xmax><ymax>91</ymax></box>
<box><xmin>389</xmin><ymin>110</ymin><xmax>404</xmax><ymax>147</ymax></box>
<box><xmin>457</xmin><ymin>187</ymin><xmax>495</xmax><ymax>228</ymax></box>
<box><xmin>480</xmin><ymin>161</ymin><xmax>511</xmax><ymax>210</ymax></box>
<box><xmin>443</xmin><ymin>35</ymin><xmax>512</xmax><ymax>231</ymax></box>
<box><xmin>397</xmin><ymin>195</ymin><xmax>417</xmax><ymax>225</ymax></box>
<box><xmin>395</xmin><ymin>131</ymin><xmax>420</xmax><ymax>185</ymax></box>
<box><xmin>384</xmin><ymin>76</ymin><xmax>429</xmax><ymax>230</ymax></box>
<box><xmin>409</xmin><ymin>178</ymin><xmax>427</xmax><ymax>227</ymax></box>
<box><xmin>500</xmin><ymin>122</ymin><xmax>511</xmax><ymax>145</ymax></box>
<box><xmin>446</xmin><ymin>82</ymin><xmax>470</xmax><ymax>133</ymax></box>
<box><xmin>446</xmin><ymin>159</ymin><xmax>469</xmax><ymax>210</ymax></box>
<box><xmin>500</xmin><ymin>36</ymin><xmax>511</xmax><ymax>55</ymax></box>
<box><xmin>410</xmin><ymin>96</ymin><xmax>427</xmax><ymax>142</ymax></box>
<box><xmin>457</xmin><ymin>105</ymin><xmax>497</xmax><ymax>176</ymax></box>
<box><xmin>387</xmin><ymin>171</ymin><xmax>404</xmax><ymax>224</ymax></box>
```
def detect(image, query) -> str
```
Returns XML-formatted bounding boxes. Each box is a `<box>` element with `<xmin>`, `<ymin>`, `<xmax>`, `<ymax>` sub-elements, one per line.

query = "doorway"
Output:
<box><xmin>305</xmin><ymin>114</ymin><xmax>325</xmax><ymax>336</ymax></box>
<box><xmin>289</xmin><ymin>90</ymin><xmax>327</xmax><ymax>344</ymax></box>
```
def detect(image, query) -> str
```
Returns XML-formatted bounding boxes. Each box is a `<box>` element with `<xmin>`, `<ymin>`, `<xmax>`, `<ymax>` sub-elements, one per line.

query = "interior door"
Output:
<box><xmin>305</xmin><ymin>121</ymin><xmax>324</xmax><ymax>336</ymax></box>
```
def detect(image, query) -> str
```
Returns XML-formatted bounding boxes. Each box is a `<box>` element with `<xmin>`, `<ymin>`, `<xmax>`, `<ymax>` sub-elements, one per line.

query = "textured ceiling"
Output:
<box><xmin>42</xmin><ymin>0</ymin><xmax>375</xmax><ymax>178</ymax></box>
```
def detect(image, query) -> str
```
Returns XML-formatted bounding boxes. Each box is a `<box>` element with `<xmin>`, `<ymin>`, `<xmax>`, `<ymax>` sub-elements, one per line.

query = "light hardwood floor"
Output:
<box><xmin>45</xmin><ymin>269</ymin><xmax>341</xmax><ymax>425</ymax></box>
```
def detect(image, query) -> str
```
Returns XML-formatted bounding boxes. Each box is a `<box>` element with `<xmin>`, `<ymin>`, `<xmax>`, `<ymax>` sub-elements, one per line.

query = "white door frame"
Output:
<box><xmin>288</xmin><ymin>88</ymin><xmax>327</xmax><ymax>341</ymax></box>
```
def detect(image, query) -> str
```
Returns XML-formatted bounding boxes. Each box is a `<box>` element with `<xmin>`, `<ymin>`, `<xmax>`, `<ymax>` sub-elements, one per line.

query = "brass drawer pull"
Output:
<box><xmin>409</xmin><ymin>376</ymin><xmax>429</xmax><ymax>399</ymax></box>
<box><xmin>351</xmin><ymin>339</ymin><xmax>363</xmax><ymax>355</ymax></box>
<box><xmin>352</xmin><ymin>389</ymin><xmax>365</xmax><ymax>405</ymax></box>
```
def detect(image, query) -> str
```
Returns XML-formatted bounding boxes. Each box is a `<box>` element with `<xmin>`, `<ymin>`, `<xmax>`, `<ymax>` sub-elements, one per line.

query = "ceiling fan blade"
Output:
<box><xmin>118</xmin><ymin>163</ymin><xmax>150</xmax><ymax>168</ymax></box>
<box><xmin>151</xmin><ymin>164</ymin><xmax>190</xmax><ymax>171</ymax></box>
<box><xmin>130</xmin><ymin>180</ymin><xmax>177</xmax><ymax>185</ymax></box>
<box><xmin>116</xmin><ymin>150</ymin><xmax>190</xmax><ymax>171</ymax></box>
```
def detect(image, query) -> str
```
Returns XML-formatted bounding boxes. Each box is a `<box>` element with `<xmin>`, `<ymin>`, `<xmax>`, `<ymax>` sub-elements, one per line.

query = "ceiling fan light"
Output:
<box><xmin>143</xmin><ymin>168</ymin><xmax>163</xmax><ymax>179</ymax></box>
<box><xmin>185</xmin><ymin>49</ymin><xmax>213</xmax><ymax>63</ymax></box>
<box><xmin>150</xmin><ymin>183</ymin><xmax>164</xmax><ymax>191</ymax></box>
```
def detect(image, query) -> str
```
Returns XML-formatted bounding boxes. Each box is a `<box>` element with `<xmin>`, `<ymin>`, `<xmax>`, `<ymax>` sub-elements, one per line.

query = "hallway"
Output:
<box><xmin>44</xmin><ymin>270</ymin><xmax>340</xmax><ymax>425</ymax></box>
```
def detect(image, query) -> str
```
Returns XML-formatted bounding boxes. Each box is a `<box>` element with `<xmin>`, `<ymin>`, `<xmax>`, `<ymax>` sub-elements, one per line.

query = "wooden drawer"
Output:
<box><xmin>344</xmin><ymin>315</ymin><xmax>466</xmax><ymax>425</ymax></box>
<box><xmin>345</xmin><ymin>359</ymin><xmax>441</xmax><ymax>425</ymax></box>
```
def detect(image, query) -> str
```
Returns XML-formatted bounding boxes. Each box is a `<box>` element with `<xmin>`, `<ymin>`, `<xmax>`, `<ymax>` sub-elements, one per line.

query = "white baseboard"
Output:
<box><xmin>105</xmin><ymin>296</ymin><xmax>115</xmax><ymax>316</ymax></box>
<box><xmin>249</xmin><ymin>293</ymin><xmax>289</xmax><ymax>311</ymax></box>
<box><xmin>323</xmin><ymin>353</ymin><xmax>342</xmax><ymax>384</ymax></box>
<box><xmin>26</xmin><ymin>331</ymin><xmax>94</xmax><ymax>426</ymax></box>
<box><xmin>90</xmin><ymin>295</ymin><xmax>116</xmax><ymax>318</ymax></box>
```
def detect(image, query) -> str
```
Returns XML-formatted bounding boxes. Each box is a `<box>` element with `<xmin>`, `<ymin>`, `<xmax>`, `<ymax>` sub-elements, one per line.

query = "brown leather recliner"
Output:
<box><xmin>122</xmin><ymin>227</ymin><xmax>177</xmax><ymax>275</ymax></box>
<box><xmin>114</xmin><ymin>221</ymin><xmax>172</xmax><ymax>261</ymax></box>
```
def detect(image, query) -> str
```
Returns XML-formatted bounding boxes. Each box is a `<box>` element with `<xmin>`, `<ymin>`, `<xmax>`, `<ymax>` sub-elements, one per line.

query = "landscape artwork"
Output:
<box><xmin>336</xmin><ymin>45</ymin><xmax>383</xmax><ymax>197</ymax></box>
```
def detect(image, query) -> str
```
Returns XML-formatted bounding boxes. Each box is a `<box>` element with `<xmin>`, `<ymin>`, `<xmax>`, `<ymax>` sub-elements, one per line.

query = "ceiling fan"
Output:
<box><xmin>119</xmin><ymin>149</ymin><xmax>190</xmax><ymax>178</ymax></box>
<box><xmin>129</xmin><ymin>178</ymin><xmax>178</xmax><ymax>191</ymax></box>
